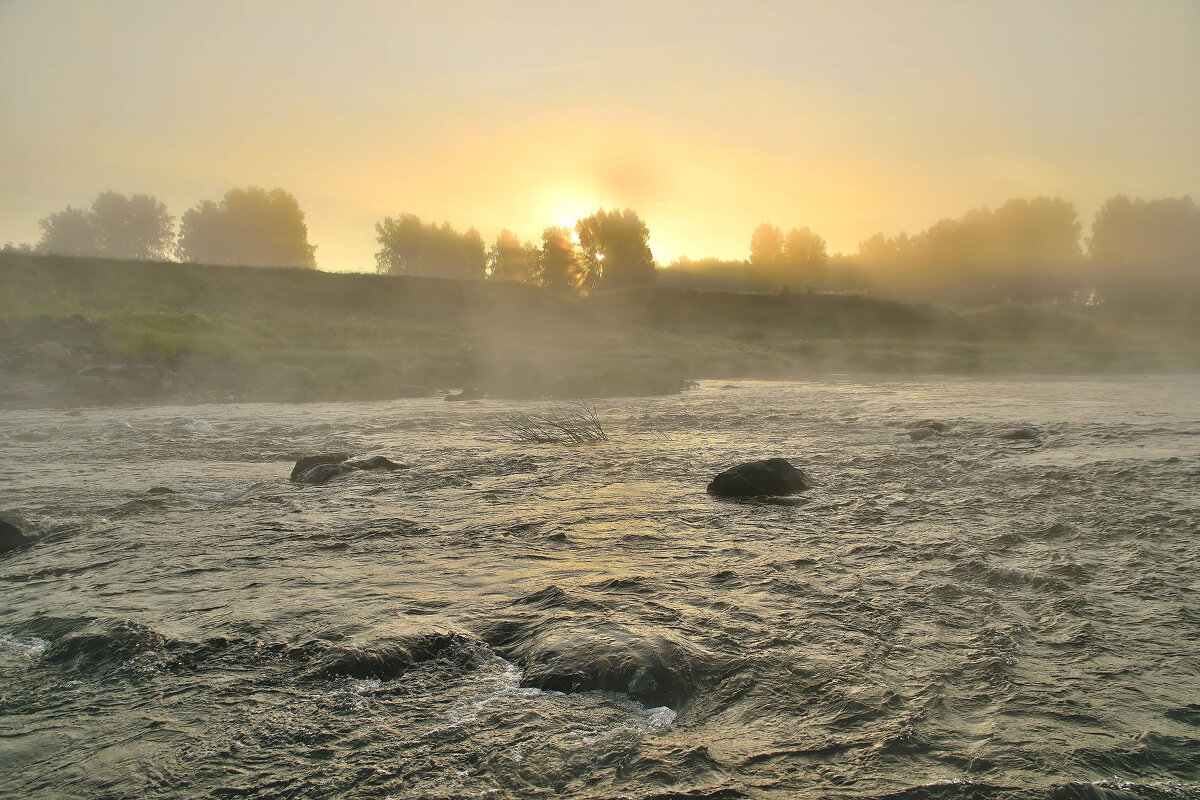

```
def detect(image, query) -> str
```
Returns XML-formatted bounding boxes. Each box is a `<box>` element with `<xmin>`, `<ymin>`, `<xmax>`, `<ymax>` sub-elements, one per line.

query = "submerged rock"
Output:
<box><xmin>1000</xmin><ymin>427</ymin><xmax>1040</xmax><ymax>440</ymax></box>
<box><xmin>299</xmin><ymin>629</ymin><xmax>489</xmax><ymax>681</ymax></box>
<box><xmin>290</xmin><ymin>453</ymin><xmax>408</xmax><ymax>484</ymax></box>
<box><xmin>518</xmin><ymin>631</ymin><xmax>704</xmax><ymax>709</ymax></box>
<box><xmin>0</xmin><ymin>516</ymin><xmax>32</xmax><ymax>554</ymax></box>
<box><xmin>909</xmin><ymin>419</ymin><xmax>949</xmax><ymax>433</ymax></box>
<box><xmin>909</xmin><ymin>426</ymin><xmax>937</xmax><ymax>442</ymax></box>
<box><xmin>706</xmin><ymin>458</ymin><xmax>811</xmax><ymax>497</ymax></box>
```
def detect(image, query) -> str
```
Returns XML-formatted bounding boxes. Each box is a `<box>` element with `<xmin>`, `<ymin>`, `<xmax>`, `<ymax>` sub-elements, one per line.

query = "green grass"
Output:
<box><xmin>2</xmin><ymin>252</ymin><xmax>1196</xmax><ymax>403</ymax></box>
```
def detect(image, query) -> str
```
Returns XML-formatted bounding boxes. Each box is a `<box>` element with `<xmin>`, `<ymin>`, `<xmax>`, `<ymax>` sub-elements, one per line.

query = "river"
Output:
<box><xmin>1</xmin><ymin>378</ymin><xmax>1198</xmax><ymax>799</ymax></box>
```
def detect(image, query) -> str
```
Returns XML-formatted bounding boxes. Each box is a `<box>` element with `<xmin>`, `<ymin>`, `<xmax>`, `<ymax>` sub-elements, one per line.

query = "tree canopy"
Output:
<box><xmin>36</xmin><ymin>192</ymin><xmax>174</xmax><ymax>260</ymax></box>
<box><xmin>574</xmin><ymin>208</ymin><xmax>656</xmax><ymax>292</ymax></box>
<box><xmin>749</xmin><ymin>223</ymin><xmax>784</xmax><ymax>268</ymax></box>
<box><xmin>375</xmin><ymin>213</ymin><xmax>486</xmax><ymax>279</ymax></box>
<box><xmin>177</xmin><ymin>187</ymin><xmax>317</xmax><ymax>269</ymax></box>
<box><xmin>486</xmin><ymin>229</ymin><xmax>539</xmax><ymax>283</ymax></box>
<box><xmin>37</xmin><ymin>207</ymin><xmax>98</xmax><ymax>257</ymax></box>
<box><xmin>1088</xmin><ymin>194</ymin><xmax>1200</xmax><ymax>310</ymax></box>
<box><xmin>537</xmin><ymin>226</ymin><xmax>581</xmax><ymax>293</ymax></box>
<box><xmin>748</xmin><ymin>223</ymin><xmax>828</xmax><ymax>289</ymax></box>
<box><xmin>851</xmin><ymin>197</ymin><xmax>1083</xmax><ymax>303</ymax></box>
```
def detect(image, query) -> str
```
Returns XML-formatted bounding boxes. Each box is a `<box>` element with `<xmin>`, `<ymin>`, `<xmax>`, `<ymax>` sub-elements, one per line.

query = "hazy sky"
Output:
<box><xmin>2</xmin><ymin>0</ymin><xmax>1198</xmax><ymax>270</ymax></box>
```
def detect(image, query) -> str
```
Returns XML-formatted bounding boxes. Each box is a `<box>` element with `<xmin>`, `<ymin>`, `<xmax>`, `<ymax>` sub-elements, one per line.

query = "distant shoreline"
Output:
<box><xmin>2</xmin><ymin>253</ymin><xmax>1196</xmax><ymax>410</ymax></box>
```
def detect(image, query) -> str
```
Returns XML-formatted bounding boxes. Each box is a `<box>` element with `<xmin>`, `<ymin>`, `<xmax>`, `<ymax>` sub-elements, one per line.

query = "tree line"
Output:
<box><xmin>373</xmin><ymin>207</ymin><xmax>657</xmax><ymax>293</ymax></box>
<box><xmin>666</xmin><ymin>194</ymin><xmax>1200</xmax><ymax>312</ymax></box>
<box><xmin>15</xmin><ymin>189</ymin><xmax>660</xmax><ymax>295</ymax></box>
<box><xmin>12</xmin><ymin>187</ymin><xmax>1197</xmax><ymax>310</ymax></box>
<box><xmin>18</xmin><ymin>187</ymin><xmax>317</xmax><ymax>269</ymax></box>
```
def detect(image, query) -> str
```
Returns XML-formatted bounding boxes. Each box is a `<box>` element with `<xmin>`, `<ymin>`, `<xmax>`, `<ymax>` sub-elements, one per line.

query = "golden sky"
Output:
<box><xmin>2</xmin><ymin>1</ymin><xmax>1198</xmax><ymax>270</ymax></box>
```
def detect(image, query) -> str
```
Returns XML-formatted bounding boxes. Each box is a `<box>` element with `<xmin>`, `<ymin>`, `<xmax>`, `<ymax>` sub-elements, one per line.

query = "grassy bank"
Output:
<box><xmin>1</xmin><ymin>253</ymin><xmax>1196</xmax><ymax>405</ymax></box>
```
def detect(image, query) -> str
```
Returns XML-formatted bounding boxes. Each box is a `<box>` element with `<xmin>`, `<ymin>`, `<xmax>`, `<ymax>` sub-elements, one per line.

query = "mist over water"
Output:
<box><xmin>1</xmin><ymin>378</ymin><xmax>1198</xmax><ymax>799</ymax></box>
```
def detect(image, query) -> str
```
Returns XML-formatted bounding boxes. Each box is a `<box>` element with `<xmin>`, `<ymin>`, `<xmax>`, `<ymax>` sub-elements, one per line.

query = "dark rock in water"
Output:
<box><xmin>290</xmin><ymin>453</ymin><xmax>351</xmax><ymax>481</ymax></box>
<box><xmin>707</xmin><ymin>458</ymin><xmax>811</xmax><ymax>497</ymax></box>
<box><xmin>295</xmin><ymin>463</ymin><xmax>355</xmax><ymax>485</ymax></box>
<box><xmin>910</xmin><ymin>419</ymin><xmax>949</xmax><ymax>433</ymax></box>
<box><xmin>496</xmin><ymin>626</ymin><xmax>713</xmax><ymax>710</ymax></box>
<box><xmin>909</xmin><ymin>426</ymin><xmax>936</xmax><ymax>442</ymax></box>
<box><xmin>1000</xmin><ymin>427</ymin><xmax>1040</xmax><ymax>440</ymax></box>
<box><xmin>346</xmin><ymin>455</ymin><xmax>405</xmax><ymax>472</ymax></box>
<box><xmin>0</xmin><ymin>516</ymin><xmax>32</xmax><ymax>554</ymax></box>
<box><xmin>445</xmin><ymin>387</ymin><xmax>487</xmax><ymax>402</ymax></box>
<box><xmin>291</xmin><ymin>453</ymin><xmax>407</xmax><ymax>484</ymax></box>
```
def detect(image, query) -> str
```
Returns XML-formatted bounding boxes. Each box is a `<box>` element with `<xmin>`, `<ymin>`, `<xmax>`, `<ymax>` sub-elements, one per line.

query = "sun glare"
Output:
<box><xmin>541</xmin><ymin>190</ymin><xmax>598</xmax><ymax>232</ymax></box>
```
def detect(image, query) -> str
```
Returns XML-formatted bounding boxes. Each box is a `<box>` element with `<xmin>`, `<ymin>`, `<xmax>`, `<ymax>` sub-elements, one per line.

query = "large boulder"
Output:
<box><xmin>290</xmin><ymin>454</ymin><xmax>407</xmax><ymax>485</ymax></box>
<box><xmin>707</xmin><ymin>458</ymin><xmax>811</xmax><ymax>497</ymax></box>
<box><xmin>290</xmin><ymin>453</ymin><xmax>351</xmax><ymax>480</ymax></box>
<box><xmin>0</xmin><ymin>516</ymin><xmax>32</xmax><ymax>555</ymax></box>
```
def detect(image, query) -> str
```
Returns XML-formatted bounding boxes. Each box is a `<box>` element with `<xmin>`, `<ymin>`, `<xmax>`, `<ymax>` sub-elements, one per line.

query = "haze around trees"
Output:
<box><xmin>11</xmin><ymin>187</ymin><xmax>1199</xmax><ymax>313</ymax></box>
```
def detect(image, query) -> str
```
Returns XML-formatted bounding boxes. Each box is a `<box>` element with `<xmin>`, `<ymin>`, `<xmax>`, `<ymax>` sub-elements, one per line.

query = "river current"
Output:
<box><xmin>1</xmin><ymin>378</ymin><xmax>1198</xmax><ymax>799</ymax></box>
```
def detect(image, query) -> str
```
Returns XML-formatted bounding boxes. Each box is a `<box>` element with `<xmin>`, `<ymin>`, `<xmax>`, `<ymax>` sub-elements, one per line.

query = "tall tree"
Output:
<box><xmin>1088</xmin><ymin>194</ymin><xmax>1200</xmax><ymax>310</ymax></box>
<box><xmin>749</xmin><ymin>223</ymin><xmax>784</xmax><ymax>267</ymax></box>
<box><xmin>374</xmin><ymin>213</ymin><xmax>427</xmax><ymax>275</ymax></box>
<box><xmin>782</xmin><ymin>226</ymin><xmax>828</xmax><ymax>287</ymax></box>
<box><xmin>36</xmin><ymin>207</ymin><xmax>98</xmax><ymax>257</ymax></box>
<box><xmin>90</xmin><ymin>191</ymin><xmax>175</xmax><ymax>260</ymax></box>
<box><xmin>177</xmin><ymin>187</ymin><xmax>317</xmax><ymax>268</ymax></box>
<box><xmin>574</xmin><ymin>208</ymin><xmax>656</xmax><ymax>292</ymax></box>
<box><xmin>538</xmin><ymin>226</ymin><xmax>580</xmax><ymax>292</ymax></box>
<box><xmin>487</xmin><ymin>229</ymin><xmax>539</xmax><ymax>283</ymax></box>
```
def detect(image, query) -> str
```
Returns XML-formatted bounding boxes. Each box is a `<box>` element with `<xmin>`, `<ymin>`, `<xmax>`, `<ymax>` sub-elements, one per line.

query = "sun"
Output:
<box><xmin>541</xmin><ymin>191</ymin><xmax>599</xmax><ymax>231</ymax></box>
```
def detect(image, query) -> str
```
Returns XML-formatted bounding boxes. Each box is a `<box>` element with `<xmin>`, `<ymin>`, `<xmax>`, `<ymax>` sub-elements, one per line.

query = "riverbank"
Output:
<box><xmin>1</xmin><ymin>253</ymin><xmax>1196</xmax><ymax>407</ymax></box>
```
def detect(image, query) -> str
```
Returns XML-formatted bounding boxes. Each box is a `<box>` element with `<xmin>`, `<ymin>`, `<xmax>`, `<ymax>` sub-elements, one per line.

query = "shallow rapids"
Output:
<box><xmin>1</xmin><ymin>378</ymin><xmax>1198</xmax><ymax>799</ymax></box>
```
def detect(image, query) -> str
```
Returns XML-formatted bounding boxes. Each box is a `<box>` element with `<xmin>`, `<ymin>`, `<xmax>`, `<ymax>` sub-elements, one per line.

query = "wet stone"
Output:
<box><xmin>706</xmin><ymin>457</ymin><xmax>811</xmax><ymax>497</ymax></box>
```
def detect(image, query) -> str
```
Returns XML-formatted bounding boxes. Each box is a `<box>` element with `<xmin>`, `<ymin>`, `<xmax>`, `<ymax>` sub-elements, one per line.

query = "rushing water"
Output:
<box><xmin>1</xmin><ymin>378</ymin><xmax>1198</xmax><ymax>800</ymax></box>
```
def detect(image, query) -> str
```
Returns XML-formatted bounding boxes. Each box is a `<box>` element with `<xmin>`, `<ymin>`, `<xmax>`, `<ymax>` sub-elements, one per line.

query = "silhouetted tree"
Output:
<box><xmin>487</xmin><ymin>229</ymin><xmax>539</xmax><ymax>283</ymax></box>
<box><xmin>178</xmin><ymin>187</ymin><xmax>317</xmax><ymax>268</ymax></box>
<box><xmin>782</xmin><ymin>226</ymin><xmax>828</xmax><ymax>288</ymax></box>
<box><xmin>574</xmin><ymin>208</ymin><xmax>656</xmax><ymax>292</ymax></box>
<box><xmin>375</xmin><ymin>213</ymin><xmax>486</xmax><ymax>279</ymax></box>
<box><xmin>36</xmin><ymin>207</ymin><xmax>98</xmax><ymax>257</ymax></box>
<box><xmin>89</xmin><ymin>191</ymin><xmax>175</xmax><ymax>260</ymax></box>
<box><xmin>1089</xmin><ymin>194</ymin><xmax>1200</xmax><ymax>311</ymax></box>
<box><xmin>749</xmin><ymin>223</ymin><xmax>829</xmax><ymax>289</ymax></box>
<box><xmin>374</xmin><ymin>213</ymin><xmax>426</xmax><ymax>275</ymax></box>
<box><xmin>749</xmin><ymin>223</ymin><xmax>784</xmax><ymax>268</ymax></box>
<box><xmin>36</xmin><ymin>192</ymin><xmax>174</xmax><ymax>260</ymax></box>
<box><xmin>538</xmin><ymin>226</ymin><xmax>581</xmax><ymax>292</ymax></box>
